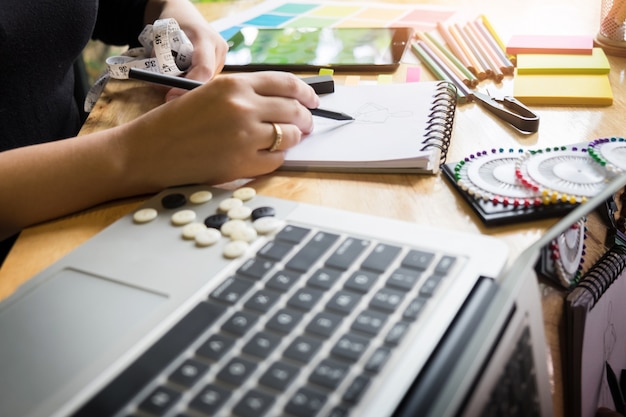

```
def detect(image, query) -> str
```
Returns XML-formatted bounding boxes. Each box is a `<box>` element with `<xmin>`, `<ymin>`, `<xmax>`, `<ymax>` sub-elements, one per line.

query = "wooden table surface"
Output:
<box><xmin>1</xmin><ymin>0</ymin><xmax>625</xmax><ymax>415</ymax></box>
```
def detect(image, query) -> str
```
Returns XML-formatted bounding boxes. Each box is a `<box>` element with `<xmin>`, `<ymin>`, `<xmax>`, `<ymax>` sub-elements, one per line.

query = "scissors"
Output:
<box><xmin>473</xmin><ymin>91</ymin><xmax>540</xmax><ymax>134</ymax></box>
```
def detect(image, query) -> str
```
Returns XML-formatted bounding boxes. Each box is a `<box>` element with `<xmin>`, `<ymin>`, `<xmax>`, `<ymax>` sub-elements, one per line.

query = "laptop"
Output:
<box><xmin>2</xmin><ymin>173</ymin><xmax>624</xmax><ymax>417</ymax></box>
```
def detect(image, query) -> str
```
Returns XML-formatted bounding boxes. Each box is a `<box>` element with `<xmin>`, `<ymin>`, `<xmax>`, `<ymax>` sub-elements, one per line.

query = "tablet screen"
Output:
<box><xmin>224</xmin><ymin>27</ymin><xmax>413</xmax><ymax>72</ymax></box>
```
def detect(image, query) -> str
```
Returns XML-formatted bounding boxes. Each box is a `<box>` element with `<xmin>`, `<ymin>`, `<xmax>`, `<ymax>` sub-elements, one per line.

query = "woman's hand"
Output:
<box><xmin>118</xmin><ymin>71</ymin><xmax>320</xmax><ymax>190</ymax></box>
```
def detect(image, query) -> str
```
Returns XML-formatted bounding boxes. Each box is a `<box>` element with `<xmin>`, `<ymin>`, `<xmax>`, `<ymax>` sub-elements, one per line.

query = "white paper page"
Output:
<box><xmin>285</xmin><ymin>82</ymin><xmax>444</xmax><ymax>166</ymax></box>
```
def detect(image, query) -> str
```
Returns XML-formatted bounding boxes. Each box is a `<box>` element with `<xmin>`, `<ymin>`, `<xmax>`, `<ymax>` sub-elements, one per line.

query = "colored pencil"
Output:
<box><xmin>481</xmin><ymin>14</ymin><xmax>516</xmax><ymax>65</ymax></box>
<box><xmin>436</xmin><ymin>22</ymin><xmax>472</xmax><ymax>70</ymax></box>
<box><xmin>450</xmin><ymin>24</ymin><xmax>486</xmax><ymax>79</ymax></box>
<box><xmin>460</xmin><ymin>24</ymin><xmax>492</xmax><ymax>79</ymax></box>
<box><xmin>416</xmin><ymin>32</ymin><xmax>477</xmax><ymax>88</ymax></box>
<box><xmin>474</xmin><ymin>19</ymin><xmax>514</xmax><ymax>74</ymax></box>
<box><xmin>466</xmin><ymin>21</ymin><xmax>504</xmax><ymax>82</ymax></box>
<box><xmin>424</xmin><ymin>31</ymin><xmax>479</xmax><ymax>87</ymax></box>
<box><xmin>412</xmin><ymin>40</ymin><xmax>472</xmax><ymax>100</ymax></box>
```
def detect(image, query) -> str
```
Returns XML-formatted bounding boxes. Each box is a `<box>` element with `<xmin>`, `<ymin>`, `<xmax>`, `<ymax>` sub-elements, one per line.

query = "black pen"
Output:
<box><xmin>128</xmin><ymin>68</ymin><xmax>354</xmax><ymax>121</ymax></box>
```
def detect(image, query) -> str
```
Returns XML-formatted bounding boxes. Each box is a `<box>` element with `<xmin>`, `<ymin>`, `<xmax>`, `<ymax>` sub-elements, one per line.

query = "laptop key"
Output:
<box><xmin>221</xmin><ymin>310</ymin><xmax>258</xmax><ymax>336</ymax></box>
<box><xmin>401</xmin><ymin>249</ymin><xmax>435</xmax><ymax>270</ymax></box>
<box><xmin>138</xmin><ymin>385</ymin><xmax>181</xmax><ymax>416</ymax></box>
<box><xmin>286</xmin><ymin>231</ymin><xmax>339</xmax><ymax>272</ymax></box>
<box><xmin>331</xmin><ymin>333</ymin><xmax>370</xmax><ymax>363</ymax></box>
<box><xmin>343</xmin><ymin>375</ymin><xmax>371</xmax><ymax>404</ymax></box>
<box><xmin>307</xmin><ymin>267</ymin><xmax>342</xmax><ymax>290</ymax></box>
<box><xmin>351</xmin><ymin>309</ymin><xmax>388</xmax><ymax>336</ymax></box>
<box><xmin>210</xmin><ymin>277</ymin><xmax>254</xmax><ymax>305</ymax></box>
<box><xmin>266</xmin><ymin>269</ymin><xmax>301</xmax><ymax>292</ymax></box>
<box><xmin>168</xmin><ymin>358</ymin><xmax>209</xmax><ymax>389</ymax></box>
<box><xmin>326</xmin><ymin>290</ymin><xmax>362</xmax><ymax>315</ymax></box>
<box><xmin>242</xmin><ymin>331</ymin><xmax>282</xmax><ymax>359</ymax></box>
<box><xmin>266</xmin><ymin>308</ymin><xmax>304</xmax><ymax>334</ymax></box>
<box><xmin>364</xmin><ymin>347</ymin><xmax>392</xmax><ymax>373</ymax></box>
<box><xmin>284</xmin><ymin>335</ymin><xmax>323</xmax><ymax>363</ymax></box>
<box><xmin>260</xmin><ymin>361</ymin><xmax>300</xmax><ymax>391</ymax></box>
<box><xmin>217</xmin><ymin>357</ymin><xmax>258</xmax><ymax>386</ymax></box>
<box><xmin>309</xmin><ymin>359</ymin><xmax>350</xmax><ymax>389</ymax></box>
<box><xmin>196</xmin><ymin>333</ymin><xmax>236</xmax><ymax>362</ymax></box>
<box><xmin>284</xmin><ymin>387</ymin><xmax>327</xmax><ymax>417</ymax></box>
<box><xmin>360</xmin><ymin>243</ymin><xmax>401</xmax><ymax>273</ymax></box>
<box><xmin>369</xmin><ymin>288</ymin><xmax>405</xmax><ymax>313</ymax></box>
<box><xmin>189</xmin><ymin>383</ymin><xmax>231</xmax><ymax>415</ymax></box>
<box><xmin>344</xmin><ymin>270</ymin><xmax>379</xmax><ymax>294</ymax></box>
<box><xmin>306</xmin><ymin>311</ymin><xmax>343</xmax><ymax>338</ymax></box>
<box><xmin>233</xmin><ymin>389</ymin><xmax>276</xmax><ymax>417</ymax></box>
<box><xmin>325</xmin><ymin>237</ymin><xmax>370</xmax><ymax>271</ymax></box>
<box><xmin>287</xmin><ymin>287</ymin><xmax>324</xmax><ymax>311</ymax></box>
<box><xmin>244</xmin><ymin>288</ymin><xmax>281</xmax><ymax>313</ymax></box>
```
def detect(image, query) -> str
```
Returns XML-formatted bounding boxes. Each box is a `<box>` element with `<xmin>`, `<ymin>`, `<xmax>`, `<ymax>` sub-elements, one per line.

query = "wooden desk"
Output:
<box><xmin>1</xmin><ymin>0</ymin><xmax>624</xmax><ymax>415</ymax></box>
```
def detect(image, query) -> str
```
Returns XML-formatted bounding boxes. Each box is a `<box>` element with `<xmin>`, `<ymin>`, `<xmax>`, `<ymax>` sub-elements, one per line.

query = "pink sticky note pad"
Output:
<box><xmin>506</xmin><ymin>35</ymin><xmax>594</xmax><ymax>55</ymax></box>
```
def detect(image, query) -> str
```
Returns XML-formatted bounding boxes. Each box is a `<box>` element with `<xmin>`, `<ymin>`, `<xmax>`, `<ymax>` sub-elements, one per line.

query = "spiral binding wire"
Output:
<box><xmin>421</xmin><ymin>81</ymin><xmax>458</xmax><ymax>164</ymax></box>
<box><xmin>577</xmin><ymin>244</ymin><xmax>626</xmax><ymax>307</ymax></box>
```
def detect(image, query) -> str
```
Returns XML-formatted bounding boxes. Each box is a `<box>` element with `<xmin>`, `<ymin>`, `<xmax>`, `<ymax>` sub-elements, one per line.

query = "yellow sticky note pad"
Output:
<box><xmin>513</xmin><ymin>73</ymin><xmax>613</xmax><ymax>106</ymax></box>
<box><xmin>516</xmin><ymin>48</ymin><xmax>611</xmax><ymax>75</ymax></box>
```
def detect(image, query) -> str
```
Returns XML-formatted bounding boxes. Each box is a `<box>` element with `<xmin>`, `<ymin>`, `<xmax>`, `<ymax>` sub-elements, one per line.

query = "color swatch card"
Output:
<box><xmin>506</xmin><ymin>34</ymin><xmax>594</xmax><ymax>55</ymax></box>
<box><xmin>516</xmin><ymin>47</ymin><xmax>611</xmax><ymax>74</ymax></box>
<box><xmin>209</xmin><ymin>0</ymin><xmax>458</xmax><ymax>41</ymax></box>
<box><xmin>513</xmin><ymin>73</ymin><xmax>613</xmax><ymax>106</ymax></box>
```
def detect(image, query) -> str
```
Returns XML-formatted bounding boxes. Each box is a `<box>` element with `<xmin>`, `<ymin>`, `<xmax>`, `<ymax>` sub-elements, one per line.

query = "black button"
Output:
<box><xmin>251</xmin><ymin>206</ymin><xmax>276</xmax><ymax>220</ymax></box>
<box><xmin>204</xmin><ymin>213</ymin><xmax>229</xmax><ymax>230</ymax></box>
<box><xmin>161</xmin><ymin>193</ymin><xmax>187</xmax><ymax>209</ymax></box>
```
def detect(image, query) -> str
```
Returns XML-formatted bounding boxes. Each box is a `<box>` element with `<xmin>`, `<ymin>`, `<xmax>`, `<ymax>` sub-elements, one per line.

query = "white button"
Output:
<box><xmin>227</xmin><ymin>205</ymin><xmax>252</xmax><ymax>220</ymax></box>
<box><xmin>230</xmin><ymin>226</ymin><xmax>258</xmax><ymax>243</ymax></box>
<box><xmin>195</xmin><ymin>228</ymin><xmax>222</xmax><ymax>247</ymax></box>
<box><xmin>218</xmin><ymin>197</ymin><xmax>243</xmax><ymax>213</ymax></box>
<box><xmin>220</xmin><ymin>219</ymin><xmax>248</xmax><ymax>237</ymax></box>
<box><xmin>253</xmin><ymin>217</ymin><xmax>284</xmax><ymax>234</ymax></box>
<box><xmin>181</xmin><ymin>222</ymin><xmax>207</xmax><ymax>240</ymax></box>
<box><xmin>223</xmin><ymin>240</ymin><xmax>249</xmax><ymax>258</ymax></box>
<box><xmin>233</xmin><ymin>187</ymin><xmax>256</xmax><ymax>201</ymax></box>
<box><xmin>189</xmin><ymin>190</ymin><xmax>213</xmax><ymax>204</ymax></box>
<box><xmin>171</xmin><ymin>209</ymin><xmax>196</xmax><ymax>226</ymax></box>
<box><xmin>133</xmin><ymin>208</ymin><xmax>158</xmax><ymax>224</ymax></box>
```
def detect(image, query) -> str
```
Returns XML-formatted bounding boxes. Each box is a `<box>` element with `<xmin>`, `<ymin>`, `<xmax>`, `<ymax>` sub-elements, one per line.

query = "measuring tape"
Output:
<box><xmin>84</xmin><ymin>18</ymin><xmax>194</xmax><ymax>112</ymax></box>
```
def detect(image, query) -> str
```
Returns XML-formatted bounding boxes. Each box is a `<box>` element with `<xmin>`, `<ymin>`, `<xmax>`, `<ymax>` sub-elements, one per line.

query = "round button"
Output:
<box><xmin>223</xmin><ymin>240</ymin><xmax>249</xmax><ymax>258</ymax></box>
<box><xmin>195</xmin><ymin>228</ymin><xmax>222</xmax><ymax>247</ymax></box>
<box><xmin>189</xmin><ymin>190</ymin><xmax>213</xmax><ymax>204</ymax></box>
<box><xmin>133</xmin><ymin>208</ymin><xmax>158</xmax><ymax>224</ymax></box>
<box><xmin>204</xmin><ymin>213</ymin><xmax>229</xmax><ymax>230</ymax></box>
<box><xmin>251</xmin><ymin>206</ymin><xmax>276</xmax><ymax>221</ymax></box>
<box><xmin>230</xmin><ymin>226</ymin><xmax>258</xmax><ymax>243</ymax></box>
<box><xmin>161</xmin><ymin>193</ymin><xmax>187</xmax><ymax>209</ymax></box>
<box><xmin>218</xmin><ymin>197</ymin><xmax>243</xmax><ymax>213</ymax></box>
<box><xmin>171</xmin><ymin>209</ymin><xmax>196</xmax><ymax>226</ymax></box>
<box><xmin>227</xmin><ymin>205</ymin><xmax>253</xmax><ymax>220</ymax></box>
<box><xmin>181</xmin><ymin>222</ymin><xmax>207</xmax><ymax>240</ymax></box>
<box><xmin>221</xmin><ymin>219</ymin><xmax>248</xmax><ymax>237</ymax></box>
<box><xmin>253</xmin><ymin>217</ymin><xmax>284</xmax><ymax>235</ymax></box>
<box><xmin>233</xmin><ymin>187</ymin><xmax>256</xmax><ymax>201</ymax></box>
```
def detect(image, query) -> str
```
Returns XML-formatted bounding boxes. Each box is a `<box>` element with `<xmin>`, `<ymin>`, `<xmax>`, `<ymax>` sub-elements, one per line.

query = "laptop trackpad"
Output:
<box><xmin>0</xmin><ymin>268</ymin><xmax>166</xmax><ymax>417</ymax></box>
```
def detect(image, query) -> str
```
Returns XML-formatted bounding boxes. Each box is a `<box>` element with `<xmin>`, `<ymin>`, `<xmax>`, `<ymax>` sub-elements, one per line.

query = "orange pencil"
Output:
<box><xmin>450</xmin><ymin>24</ymin><xmax>486</xmax><ymax>79</ymax></box>
<box><xmin>460</xmin><ymin>24</ymin><xmax>493</xmax><ymax>79</ymax></box>
<box><xmin>416</xmin><ymin>31</ymin><xmax>477</xmax><ymax>87</ymax></box>
<box><xmin>474</xmin><ymin>19</ymin><xmax>514</xmax><ymax>74</ymax></box>
<box><xmin>467</xmin><ymin>21</ymin><xmax>504</xmax><ymax>82</ymax></box>
<box><xmin>436</xmin><ymin>22</ymin><xmax>472</xmax><ymax>69</ymax></box>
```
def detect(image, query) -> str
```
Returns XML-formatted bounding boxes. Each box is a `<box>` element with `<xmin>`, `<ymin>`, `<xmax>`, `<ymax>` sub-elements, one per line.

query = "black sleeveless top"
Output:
<box><xmin>0</xmin><ymin>0</ymin><xmax>147</xmax><ymax>152</ymax></box>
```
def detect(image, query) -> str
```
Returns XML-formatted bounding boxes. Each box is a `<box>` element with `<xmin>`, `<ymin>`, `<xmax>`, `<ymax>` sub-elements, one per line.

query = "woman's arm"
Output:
<box><xmin>0</xmin><ymin>71</ymin><xmax>319</xmax><ymax>240</ymax></box>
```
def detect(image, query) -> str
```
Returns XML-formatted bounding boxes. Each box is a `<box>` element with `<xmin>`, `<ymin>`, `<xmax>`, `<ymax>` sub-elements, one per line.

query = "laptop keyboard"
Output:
<box><xmin>126</xmin><ymin>222</ymin><xmax>456</xmax><ymax>417</ymax></box>
<box><xmin>66</xmin><ymin>187</ymin><xmax>480</xmax><ymax>417</ymax></box>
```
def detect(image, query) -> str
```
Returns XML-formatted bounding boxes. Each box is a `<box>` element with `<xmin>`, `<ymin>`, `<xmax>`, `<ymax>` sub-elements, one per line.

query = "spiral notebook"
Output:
<box><xmin>282</xmin><ymin>81</ymin><xmax>457</xmax><ymax>174</ymax></box>
<box><xmin>566</xmin><ymin>241</ymin><xmax>626</xmax><ymax>417</ymax></box>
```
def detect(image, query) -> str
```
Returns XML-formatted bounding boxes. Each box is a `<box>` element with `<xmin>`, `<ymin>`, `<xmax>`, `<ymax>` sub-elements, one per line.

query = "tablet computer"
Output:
<box><xmin>223</xmin><ymin>27</ymin><xmax>413</xmax><ymax>72</ymax></box>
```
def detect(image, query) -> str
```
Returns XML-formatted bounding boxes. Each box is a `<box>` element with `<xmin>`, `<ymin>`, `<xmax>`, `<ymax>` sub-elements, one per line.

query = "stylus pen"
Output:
<box><xmin>128</xmin><ymin>68</ymin><xmax>354</xmax><ymax>121</ymax></box>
